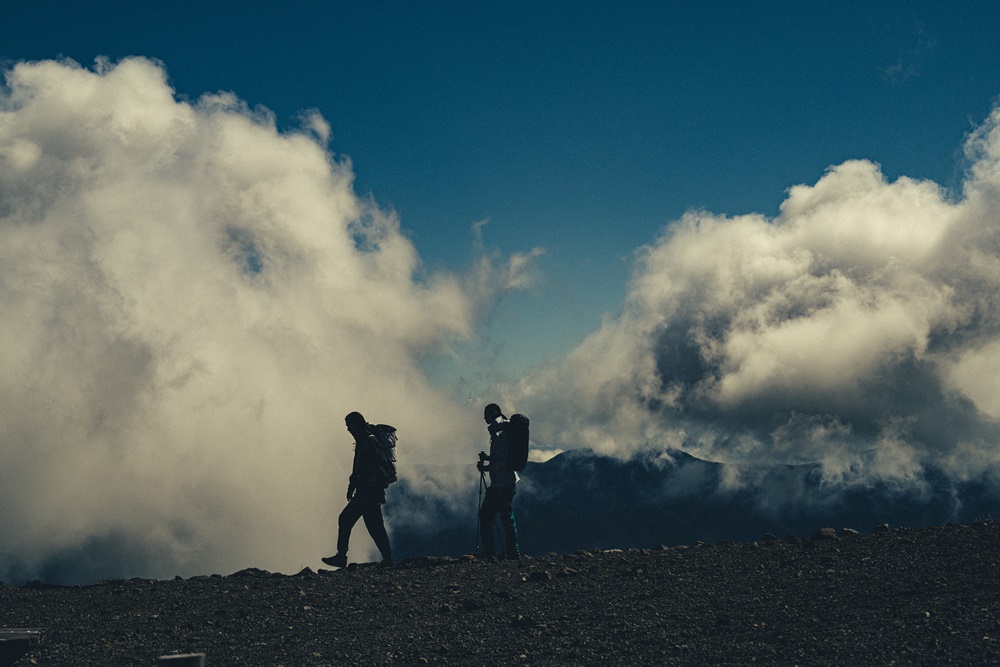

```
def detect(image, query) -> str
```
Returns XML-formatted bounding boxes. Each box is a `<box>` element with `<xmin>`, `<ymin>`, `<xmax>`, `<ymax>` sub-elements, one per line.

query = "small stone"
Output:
<box><xmin>229</xmin><ymin>567</ymin><xmax>271</xmax><ymax>578</ymax></box>
<box><xmin>811</xmin><ymin>527</ymin><xmax>839</xmax><ymax>541</ymax></box>
<box><xmin>511</xmin><ymin>614</ymin><xmax>537</xmax><ymax>628</ymax></box>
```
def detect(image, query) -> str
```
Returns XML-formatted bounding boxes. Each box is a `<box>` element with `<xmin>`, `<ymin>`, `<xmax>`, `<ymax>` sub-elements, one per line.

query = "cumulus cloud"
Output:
<box><xmin>507</xmin><ymin>108</ymin><xmax>1000</xmax><ymax>496</ymax></box>
<box><xmin>469</xmin><ymin>218</ymin><xmax>545</xmax><ymax>309</ymax></box>
<box><xmin>0</xmin><ymin>57</ymin><xmax>535</xmax><ymax>582</ymax></box>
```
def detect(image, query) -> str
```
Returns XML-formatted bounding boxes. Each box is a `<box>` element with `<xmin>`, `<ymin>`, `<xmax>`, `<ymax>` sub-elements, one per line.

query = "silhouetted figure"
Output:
<box><xmin>476</xmin><ymin>403</ymin><xmax>520</xmax><ymax>559</ymax></box>
<box><xmin>322</xmin><ymin>412</ymin><xmax>393</xmax><ymax>568</ymax></box>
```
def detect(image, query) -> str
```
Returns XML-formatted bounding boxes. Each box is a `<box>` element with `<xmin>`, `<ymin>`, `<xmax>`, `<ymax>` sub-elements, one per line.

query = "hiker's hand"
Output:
<box><xmin>477</xmin><ymin>460</ymin><xmax>486</xmax><ymax>473</ymax></box>
<box><xmin>346</xmin><ymin>485</ymin><xmax>355</xmax><ymax>501</ymax></box>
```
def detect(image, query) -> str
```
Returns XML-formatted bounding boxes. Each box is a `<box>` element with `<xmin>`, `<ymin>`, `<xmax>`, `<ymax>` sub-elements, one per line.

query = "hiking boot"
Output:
<box><xmin>502</xmin><ymin>549</ymin><xmax>521</xmax><ymax>561</ymax></box>
<box><xmin>321</xmin><ymin>553</ymin><xmax>347</xmax><ymax>568</ymax></box>
<box><xmin>379</xmin><ymin>557</ymin><xmax>395</xmax><ymax>569</ymax></box>
<box><xmin>473</xmin><ymin>550</ymin><xmax>494</xmax><ymax>560</ymax></box>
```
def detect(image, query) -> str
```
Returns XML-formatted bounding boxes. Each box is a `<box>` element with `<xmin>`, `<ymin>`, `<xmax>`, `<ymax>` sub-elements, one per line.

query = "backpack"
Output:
<box><xmin>371</xmin><ymin>424</ymin><xmax>398</xmax><ymax>486</ymax></box>
<box><xmin>507</xmin><ymin>414</ymin><xmax>530</xmax><ymax>472</ymax></box>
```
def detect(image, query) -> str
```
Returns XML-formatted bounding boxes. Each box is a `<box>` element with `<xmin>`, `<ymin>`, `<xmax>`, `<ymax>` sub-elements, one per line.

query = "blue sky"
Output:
<box><xmin>7</xmin><ymin>2</ymin><xmax>1000</xmax><ymax>393</ymax></box>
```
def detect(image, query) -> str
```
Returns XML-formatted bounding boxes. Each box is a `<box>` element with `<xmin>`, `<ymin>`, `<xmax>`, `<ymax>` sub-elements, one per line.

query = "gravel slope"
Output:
<box><xmin>2</xmin><ymin>521</ymin><xmax>999</xmax><ymax>665</ymax></box>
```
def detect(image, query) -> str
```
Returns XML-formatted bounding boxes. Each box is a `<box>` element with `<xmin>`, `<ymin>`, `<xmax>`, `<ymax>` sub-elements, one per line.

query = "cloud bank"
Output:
<box><xmin>507</xmin><ymin>108</ymin><xmax>1000</xmax><ymax>496</ymax></box>
<box><xmin>8</xmin><ymin>55</ymin><xmax>1000</xmax><ymax>580</ymax></box>
<box><xmin>0</xmin><ymin>57</ymin><xmax>533</xmax><ymax>582</ymax></box>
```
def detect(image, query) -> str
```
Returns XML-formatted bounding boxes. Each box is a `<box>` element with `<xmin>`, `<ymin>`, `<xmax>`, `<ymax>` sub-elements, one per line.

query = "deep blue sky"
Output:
<box><xmin>5</xmin><ymin>1</ymin><xmax>1000</xmax><ymax>392</ymax></box>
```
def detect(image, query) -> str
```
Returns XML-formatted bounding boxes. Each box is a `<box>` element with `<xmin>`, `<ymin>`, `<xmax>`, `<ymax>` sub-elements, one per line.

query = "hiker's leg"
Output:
<box><xmin>337</xmin><ymin>496</ymin><xmax>364</xmax><ymax>555</ymax></box>
<box><xmin>478</xmin><ymin>488</ymin><xmax>499</xmax><ymax>554</ymax></box>
<box><xmin>362</xmin><ymin>502</ymin><xmax>392</xmax><ymax>561</ymax></box>
<box><xmin>499</xmin><ymin>486</ymin><xmax>519</xmax><ymax>555</ymax></box>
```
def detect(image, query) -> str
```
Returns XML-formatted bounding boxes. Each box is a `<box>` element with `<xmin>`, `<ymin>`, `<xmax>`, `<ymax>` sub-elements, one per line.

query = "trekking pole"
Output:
<box><xmin>474</xmin><ymin>468</ymin><xmax>485</xmax><ymax>552</ymax></box>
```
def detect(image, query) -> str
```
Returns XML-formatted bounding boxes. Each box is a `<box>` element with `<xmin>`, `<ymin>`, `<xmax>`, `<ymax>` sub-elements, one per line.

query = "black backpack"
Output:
<box><xmin>371</xmin><ymin>424</ymin><xmax>398</xmax><ymax>486</ymax></box>
<box><xmin>507</xmin><ymin>414</ymin><xmax>530</xmax><ymax>472</ymax></box>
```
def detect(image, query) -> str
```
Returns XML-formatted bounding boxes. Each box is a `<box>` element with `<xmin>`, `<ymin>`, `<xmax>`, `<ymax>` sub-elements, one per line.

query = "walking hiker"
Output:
<box><xmin>476</xmin><ymin>403</ymin><xmax>520</xmax><ymax>560</ymax></box>
<box><xmin>322</xmin><ymin>411</ymin><xmax>394</xmax><ymax>568</ymax></box>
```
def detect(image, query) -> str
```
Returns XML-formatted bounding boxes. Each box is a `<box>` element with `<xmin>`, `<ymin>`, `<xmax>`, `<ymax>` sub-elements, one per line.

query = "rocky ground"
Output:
<box><xmin>2</xmin><ymin>521</ymin><xmax>1000</xmax><ymax>665</ymax></box>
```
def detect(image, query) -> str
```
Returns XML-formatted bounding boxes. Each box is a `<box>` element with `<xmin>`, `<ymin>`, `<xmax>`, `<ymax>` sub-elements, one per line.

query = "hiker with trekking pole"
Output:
<box><xmin>475</xmin><ymin>403</ymin><xmax>529</xmax><ymax>560</ymax></box>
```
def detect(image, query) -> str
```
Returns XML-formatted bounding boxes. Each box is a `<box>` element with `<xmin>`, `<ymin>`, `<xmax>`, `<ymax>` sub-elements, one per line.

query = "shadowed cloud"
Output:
<box><xmin>0</xmin><ymin>57</ymin><xmax>537</xmax><ymax>582</ymax></box>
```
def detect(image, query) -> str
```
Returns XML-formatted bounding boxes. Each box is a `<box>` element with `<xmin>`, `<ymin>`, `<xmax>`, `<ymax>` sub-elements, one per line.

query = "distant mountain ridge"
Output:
<box><xmin>389</xmin><ymin>447</ymin><xmax>1000</xmax><ymax>561</ymax></box>
<box><xmin>8</xmin><ymin>447</ymin><xmax>999</xmax><ymax>586</ymax></box>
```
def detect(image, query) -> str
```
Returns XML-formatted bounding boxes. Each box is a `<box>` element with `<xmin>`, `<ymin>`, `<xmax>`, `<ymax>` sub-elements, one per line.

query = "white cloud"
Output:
<box><xmin>508</xmin><ymin>108</ymin><xmax>1000</xmax><ymax>487</ymax></box>
<box><xmin>0</xmin><ymin>57</ymin><xmax>534</xmax><ymax>581</ymax></box>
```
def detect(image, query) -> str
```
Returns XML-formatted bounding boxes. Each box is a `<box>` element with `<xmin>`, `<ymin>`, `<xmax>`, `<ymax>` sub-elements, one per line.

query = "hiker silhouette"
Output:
<box><xmin>322</xmin><ymin>411</ymin><xmax>393</xmax><ymax>568</ymax></box>
<box><xmin>476</xmin><ymin>403</ymin><xmax>520</xmax><ymax>560</ymax></box>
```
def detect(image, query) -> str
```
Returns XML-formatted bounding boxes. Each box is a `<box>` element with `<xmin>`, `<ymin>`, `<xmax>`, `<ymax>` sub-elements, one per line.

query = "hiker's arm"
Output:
<box><xmin>347</xmin><ymin>440</ymin><xmax>364</xmax><ymax>499</ymax></box>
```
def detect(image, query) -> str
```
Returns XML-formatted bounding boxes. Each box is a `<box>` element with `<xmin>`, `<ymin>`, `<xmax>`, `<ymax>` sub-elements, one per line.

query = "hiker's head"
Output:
<box><xmin>345</xmin><ymin>411</ymin><xmax>367</xmax><ymax>434</ymax></box>
<box><xmin>483</xmin><ymin>403</ymin><xmax>503</xmax><ymax>423</ymax></box>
